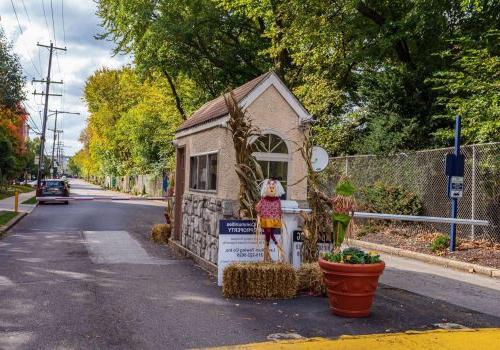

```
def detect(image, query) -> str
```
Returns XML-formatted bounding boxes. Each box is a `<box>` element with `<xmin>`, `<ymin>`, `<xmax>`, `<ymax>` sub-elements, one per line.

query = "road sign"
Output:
<box><xmin>448</xmin><ymin>176</ymin><xmax>464</xmax><ymax>198</ymax></box>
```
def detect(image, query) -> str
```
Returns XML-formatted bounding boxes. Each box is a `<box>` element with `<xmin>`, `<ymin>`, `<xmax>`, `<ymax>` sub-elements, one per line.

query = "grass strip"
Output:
<box><xmin>0</xmin><ymin>211</ymin><xmax>18</xmax><ymax>226</ymax></box>
<box><xmin>22</xmin><ymin>196</ymin><xmax>37</xmax><ymax>205</ymax></box>
<box><xmin>0</xmin><ymin>185</ymin><xmax>35</xmax><ymax>200</ymax></box>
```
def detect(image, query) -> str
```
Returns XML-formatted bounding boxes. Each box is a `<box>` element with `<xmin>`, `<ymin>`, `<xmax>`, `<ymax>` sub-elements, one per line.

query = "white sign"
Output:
<box><xmin>292</xmin><ymin>230</ymin><xmax>332</xmax><ymax>269</ymax></box>
<box><xmin>217</xmin><ymin>220</ymin><xmax>279</xmax><ymax>286</ymax></box>
<box><xmin>449</xmin><ymin>176</ymin><xmax>464</xmax><ymax>198</ymax></box>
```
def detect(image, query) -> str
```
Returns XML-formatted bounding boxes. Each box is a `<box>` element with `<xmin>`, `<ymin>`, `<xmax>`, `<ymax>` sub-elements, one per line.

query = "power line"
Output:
<box><xmin>9</xmin><ymin>0</ymin><xmax>23</xmax><ymax>34</ymax></box>
<box><xmin>23</xmin><ymin>102</ymin><xmax>42</xmax><ymax>127</ymax></box>
<box><xmin>9</xmin><ymin>0</ymin><xmax>44</xmax><ymax>78</ymax></box>
<box><xmin>41</xmin><ymin>0</ymin><xmax>51</xmax><ymax>39</ymax></box>
<box><xmin>61</xmin><ymin>0</ymin><xmax>66</xmax><ymax>45</ymax></box>
<box><xmin>21</xmin><ymin>0</ymin><xmax>31</xmax><ymax>23</ymax></box>
<box><xmin>21</xmin><ymin>102</ymin><xmax>42</xmax><ymax>134</ymax></box>
<box><xmin>50</xmin><ymin>0</ymin><xmax>57</xmax><ymax>44</ymax></box>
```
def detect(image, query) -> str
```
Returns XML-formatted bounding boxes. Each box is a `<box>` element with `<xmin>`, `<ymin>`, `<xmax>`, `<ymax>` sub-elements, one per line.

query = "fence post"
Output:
<box><xmin>471</xmin><ymin>145</ymin><xmax>476</xmax><ymax>240</ymax></box>
<box><xmin>345</xmin><ymin>157</ymin><xmax>349</xmax><ymax>176</ymax></box>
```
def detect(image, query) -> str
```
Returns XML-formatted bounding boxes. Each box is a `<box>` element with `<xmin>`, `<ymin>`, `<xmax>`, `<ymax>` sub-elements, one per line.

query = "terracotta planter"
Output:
<box><xmin>318</xmin><ymin>258</ymin><xmax>385</xmax><ymax>317</ymax></box>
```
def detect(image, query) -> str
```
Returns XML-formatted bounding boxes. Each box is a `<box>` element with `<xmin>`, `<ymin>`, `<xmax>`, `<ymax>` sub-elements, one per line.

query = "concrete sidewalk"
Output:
<box><xmin>0</xmin><ymin>190</ymin><xmax>37</xmax><ymax>213</ymax></box>
<box><xmin>377</xmin><ymin>251</ymin><xmax>500</xmax><ymax>318</ymax></box>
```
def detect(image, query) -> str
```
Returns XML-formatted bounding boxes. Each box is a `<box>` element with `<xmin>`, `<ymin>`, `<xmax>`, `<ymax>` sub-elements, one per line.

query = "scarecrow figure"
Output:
<box><xmin>256</xmin><ymin>178</ymin><xmax>285</xmax><ymax>262</ymax></box>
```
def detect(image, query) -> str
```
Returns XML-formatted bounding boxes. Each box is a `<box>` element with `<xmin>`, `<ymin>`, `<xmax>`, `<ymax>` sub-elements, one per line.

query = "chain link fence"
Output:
<box><xmin>319</xmin><ymin>142</ymin><xmax>500</xmax><ymax>242</ymax></box>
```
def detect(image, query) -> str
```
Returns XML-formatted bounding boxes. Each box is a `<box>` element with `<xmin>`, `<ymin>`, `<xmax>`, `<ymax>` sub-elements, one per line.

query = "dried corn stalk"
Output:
<box><xmin>225</xmin><ymin>92</ymin><xmax>263</xmax><ymax>218</ymax></box>
<box><xmin>297</xmin><ymin>129</ymin><xmax>333</xmax><ymax>262</ymax></box>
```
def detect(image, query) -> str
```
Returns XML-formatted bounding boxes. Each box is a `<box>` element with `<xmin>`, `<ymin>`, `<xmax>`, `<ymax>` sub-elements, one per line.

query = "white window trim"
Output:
<box><xmin>189</xmin><ymin>151</ymin><xmax>219</xmax><ymax>193</ymax></box>
<box><xmin>251</xmin><ymin>131</ymin><xmax>292</xmax><ymax>199</ymax></box>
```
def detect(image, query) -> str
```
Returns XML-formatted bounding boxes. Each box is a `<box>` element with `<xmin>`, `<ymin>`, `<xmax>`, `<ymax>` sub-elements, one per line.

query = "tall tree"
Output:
<box><xmin>96</xmin><ymin>0</ymin><xmax>270</xmax><ymax>110</ymax></box>
<box><xmin>0</xmin><ymin>28</ymin><xmax>25</xmax><ymax>108</ymax></box>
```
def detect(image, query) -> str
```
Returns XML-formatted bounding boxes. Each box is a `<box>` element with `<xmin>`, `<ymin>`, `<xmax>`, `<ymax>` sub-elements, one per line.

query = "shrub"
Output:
<box><xmin>322</xmin><ymin>247</ymin><xmax>381</xmax><ymax>264</ymax></box>
<box><xmin>296</xmin><ymin>262</ymin><xmax>325</xmax><ymax>296</ymax></box>
<box><xmin>430</xmin><ymin>234</ymin><xmax>450</xmax><ymax>252</ymax></box>
<box><xmin>223</xmin><ymin>262</ymin><xmax>297</xmax><ymax>299</ymax></box>
<box><xmin>360</xmin><ymin>181</ymin><xmax>423</xmax><ymax>215</ymax></box>
<box><xmin>151</xmin><ymin>223</ymin><xmax>171</xmax><ymax>243</ymax></box>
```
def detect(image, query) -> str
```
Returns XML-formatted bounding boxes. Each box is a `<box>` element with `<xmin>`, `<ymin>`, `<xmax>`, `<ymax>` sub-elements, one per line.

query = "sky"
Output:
<box><xmin>1</xmin><ymin>0</ymin><xmax>131</xmax><ymax>156</ymax></box>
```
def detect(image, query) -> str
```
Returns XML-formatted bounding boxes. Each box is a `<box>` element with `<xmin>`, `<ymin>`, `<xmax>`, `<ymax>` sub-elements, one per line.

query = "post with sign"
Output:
<box><xmin>445</xmin><ymin>116</ymin><xmax>464</xmax><ymax>251</ymax></box>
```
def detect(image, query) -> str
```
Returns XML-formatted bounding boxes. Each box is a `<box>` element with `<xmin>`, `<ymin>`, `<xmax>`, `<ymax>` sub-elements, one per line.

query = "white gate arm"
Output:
<box><xmin>353</xmin><ymin>211</ymin><xmax>489</xmax><ymax>226</ymax></box>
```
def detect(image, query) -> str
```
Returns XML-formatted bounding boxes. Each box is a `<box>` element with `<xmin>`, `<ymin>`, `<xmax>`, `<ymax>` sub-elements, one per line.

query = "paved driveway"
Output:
<box><xmin>0</xmin><ymin>179</ymin><xmax>498</xmax><ymax>349</ymax></box>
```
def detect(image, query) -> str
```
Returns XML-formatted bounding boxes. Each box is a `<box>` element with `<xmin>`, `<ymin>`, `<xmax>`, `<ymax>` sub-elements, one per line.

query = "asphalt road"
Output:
<box><xmin>0</xmin><ymin>179</ymin><xmax>499</xmax><ymax>349</ymax></box>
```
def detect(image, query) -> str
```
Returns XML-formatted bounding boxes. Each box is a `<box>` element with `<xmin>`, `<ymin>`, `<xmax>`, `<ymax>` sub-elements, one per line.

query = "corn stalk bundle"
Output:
<box><xmin>222</xmin><ymin>262</ymin><xmax>297</xmax><ymax>299</ymax></box>
<box><xmin>296</xmin><ymin>262</ymin><xmax>326</xmax><ymax>296</ymax></box>
<box><xmin>297</xmin><ymin>129</ymin><xmax>333</xmax><ymax>262</ymax></box>
<box><xmin>225</xmin><ymin>92</ymin><xmax>263</xmax><ymax>218</ymax></box>
<box><xmin>151</xmin><ymin>223</ymin><xmax>171</xmax><ymax>243</ymax></box>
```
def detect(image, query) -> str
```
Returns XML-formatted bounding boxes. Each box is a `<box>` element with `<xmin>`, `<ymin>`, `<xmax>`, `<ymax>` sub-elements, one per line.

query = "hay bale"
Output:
<box><xmin>223</xmin><ymin>262</ymin><xmax>297</xmax><ymax>299</ymax></box>
<box><xmin>296</xmin><ymin>262</ymin><xmax>326</xmax><ymax>296</ymax></box>
<box><xmin>151</xmin><ymin>223</ymin><xmax>171</xmax><ymax>243</ymax></box>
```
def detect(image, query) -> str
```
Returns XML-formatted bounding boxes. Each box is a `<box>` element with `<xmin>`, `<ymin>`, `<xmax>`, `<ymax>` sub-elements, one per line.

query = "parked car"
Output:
<box><xmin>36</xmin><ymin>179</ymin><xmax>70</xmax><ymax>204</ymax></box>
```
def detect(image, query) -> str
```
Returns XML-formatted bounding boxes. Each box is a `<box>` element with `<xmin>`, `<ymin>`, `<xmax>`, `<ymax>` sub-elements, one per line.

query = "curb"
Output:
<box><xmin>0</xmin><ymin>212</ymin><xmax>27</xmax><ymax>235</ymax></box>
<box><xmin>202</xmin><ymin>328</ymin><xmax>500</xmax><ymax>350</ymax></box>
<box><xmin>169</xmin><ymin>239</ymin><xmax>218</xmax><ymax>275</ymax></box>
<box><xmin>351</xmin><ymin>239</ymin><xmax>500</xmax><ymax>279</ymax></box>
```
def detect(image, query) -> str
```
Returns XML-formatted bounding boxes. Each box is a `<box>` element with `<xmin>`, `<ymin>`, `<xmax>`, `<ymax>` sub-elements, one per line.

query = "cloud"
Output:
<box><xmin>1</xmin><ymin>0</ymin><xmax>131</xmax><ymax>156</ymax></box>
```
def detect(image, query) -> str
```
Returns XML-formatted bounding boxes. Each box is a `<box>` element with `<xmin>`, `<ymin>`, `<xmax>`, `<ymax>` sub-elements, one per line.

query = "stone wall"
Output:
<box><xmin>103</xmin><ymin>174</ymin><xmax>165</xmax><ymax>196</ymax></box>
<box><xmin>181</xmin><ymin>193</ymin><xmax>236</xmax><ymax>264</ymax></box>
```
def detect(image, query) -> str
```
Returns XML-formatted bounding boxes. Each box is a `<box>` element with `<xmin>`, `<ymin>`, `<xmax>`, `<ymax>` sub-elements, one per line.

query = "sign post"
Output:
<box><xmin>445</xmin><ymin>116</ymin><xmax>463</xmax><ymax>251</ymax></box>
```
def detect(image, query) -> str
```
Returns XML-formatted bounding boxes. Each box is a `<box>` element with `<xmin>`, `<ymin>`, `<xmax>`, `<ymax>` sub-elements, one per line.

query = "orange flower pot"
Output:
<box><xmin>318</xmin><ymin>258</ymin><xmax>385</xmax><ymax>317</ymax></box>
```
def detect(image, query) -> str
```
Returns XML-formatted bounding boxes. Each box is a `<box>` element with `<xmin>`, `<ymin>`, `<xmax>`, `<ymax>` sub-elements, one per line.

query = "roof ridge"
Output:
<box><xmin>177</xmin><ymin>71</ymin><xmax>273</xmax><ymax>132</ymax></box>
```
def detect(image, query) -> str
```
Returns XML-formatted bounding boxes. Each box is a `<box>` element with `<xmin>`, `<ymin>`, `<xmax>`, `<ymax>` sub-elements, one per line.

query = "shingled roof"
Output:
<box><xmin>177</xmin><ymin>72</ymin><xmax>272</xmax><ymax>132</ymax></box>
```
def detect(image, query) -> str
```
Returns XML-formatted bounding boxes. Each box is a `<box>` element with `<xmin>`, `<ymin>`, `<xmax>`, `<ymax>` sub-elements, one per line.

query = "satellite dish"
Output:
<box><xmin>311</xmin><ymin>146</ymin><xmax>329</xmax><ymax>172</ymax></box>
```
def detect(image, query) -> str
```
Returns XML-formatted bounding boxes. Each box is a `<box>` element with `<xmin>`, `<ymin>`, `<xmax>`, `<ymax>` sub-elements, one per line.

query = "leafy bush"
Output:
<box><xmin>430</xmin><ymin>234</ymin><xmax>450</xmax><ymax>252</ymax></box>
<box><xmin>322</xmin><ymin>247</ymin><xmax>381</xmax><ymax>264</ymax></box>
<box><xmin>360</xmin><ymin>181</ymin><xmax>423</xmax><ymax>215</ymax></box>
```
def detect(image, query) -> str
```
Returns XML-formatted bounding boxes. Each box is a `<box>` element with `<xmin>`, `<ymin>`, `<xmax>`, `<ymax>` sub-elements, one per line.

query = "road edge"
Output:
<box><xmin>0</xmin><ymin>212</ymin><xmax>27</xmax><ymax>235</ymax></box>
<box><xmin>169</xmin><ymin>239</ymin><xmax>218</xmax><ymax>275</ymax></box>
<box><xmin>351</xmin><ymin>239</ymin><xmax>500</xmax><ymax>278</ymax></box>
<box><xmin>201</xmin><ymin>328</ymin><xmax>500</xmax><ymax>350</ymax></box>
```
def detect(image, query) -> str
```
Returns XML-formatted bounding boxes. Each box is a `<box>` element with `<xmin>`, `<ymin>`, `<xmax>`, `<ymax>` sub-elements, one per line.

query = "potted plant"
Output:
<box><xmin>318</xmin><ymin>179</ymin><xmax>385</xmax><ymax>317</ymax></box>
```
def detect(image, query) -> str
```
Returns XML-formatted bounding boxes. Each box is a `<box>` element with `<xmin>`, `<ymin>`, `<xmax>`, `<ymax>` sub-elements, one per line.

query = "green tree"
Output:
<box><xmin>0</xmin><ymin>125</ymin><xmax>17</xmax><ymax>186</ymax></box>
<box><xmin>81</xmin><ymin>67</ymin><xmax>192</xmax><ymax>177</ymax></box>
<box><xmin>0</xmin><ymin>27</ymin><xmax>25</xmax><ymax>108</ymax></box>
<box><xmin>428</xmin><ymin>31</ymin><xmax>500</xmax><ymax>145</ymax></box>
<box><xmin>96</xmin><ymin>0</ymin><xmax>269</xmax><ymax>114</ymax></box>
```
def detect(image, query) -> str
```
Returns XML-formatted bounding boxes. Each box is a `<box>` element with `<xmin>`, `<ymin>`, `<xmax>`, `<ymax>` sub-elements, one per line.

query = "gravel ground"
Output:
<box><xmin>357</xmin><ymin>226</ymin><xmax>500</xmax><ymax>269</ymax></box>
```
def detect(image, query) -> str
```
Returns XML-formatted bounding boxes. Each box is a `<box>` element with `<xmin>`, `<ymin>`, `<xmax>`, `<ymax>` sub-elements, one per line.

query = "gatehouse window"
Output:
<box><xmin>253</xmin><ymin>133</ymin><xmax>289</xmax><ymax>198</ymax></box>
<box><xmin>190</xmin><ymin>152</ymin><xmax>218</xmax><ymax>191</ymax></box>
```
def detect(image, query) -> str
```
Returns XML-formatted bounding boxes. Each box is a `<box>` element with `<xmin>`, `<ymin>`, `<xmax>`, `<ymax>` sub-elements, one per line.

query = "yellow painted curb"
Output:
<box><xmin>202</xmin><ymin>328</ymin><xmax>500</xmax><ymax>350</ymax></box>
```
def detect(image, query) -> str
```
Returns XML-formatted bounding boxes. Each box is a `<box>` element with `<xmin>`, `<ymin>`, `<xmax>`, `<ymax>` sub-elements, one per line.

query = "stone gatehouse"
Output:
<box><xmin>172</xmin><ymin>71</ymin><xmax>311</xmax><ymax>265</ymax></box>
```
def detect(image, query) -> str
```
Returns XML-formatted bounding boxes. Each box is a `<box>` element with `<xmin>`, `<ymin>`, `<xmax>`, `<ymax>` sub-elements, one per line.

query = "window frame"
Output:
<box><xmin>189</xmin><ymin>150</ymin><xmax>218</xmax><ymax>193</ymax></box>
<box><xmin>251</xmin><ymin>131</ymin><xmax>291</xmax><ymax>199</ymax></box>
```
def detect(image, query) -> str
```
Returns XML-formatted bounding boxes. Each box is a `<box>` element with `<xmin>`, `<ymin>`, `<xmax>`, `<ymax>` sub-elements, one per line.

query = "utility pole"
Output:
<box><xmin>56</xmin><ymin>132</ymin><xmax>62</xmax><ymax>165</ymax></box>
<box><xmin>48</xmin><ymin>128</ymin><xmax>64</xmax><ymax>176</ymax></box>
<box><xmin>48</xmin><ymin>110</ymin><xmax>79</xmax><ymax>177</ymax></box>
<box><xmin>33</xmin><ymin>42</ymin><xmax>66</xmax><ymax>188</ymax></box>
